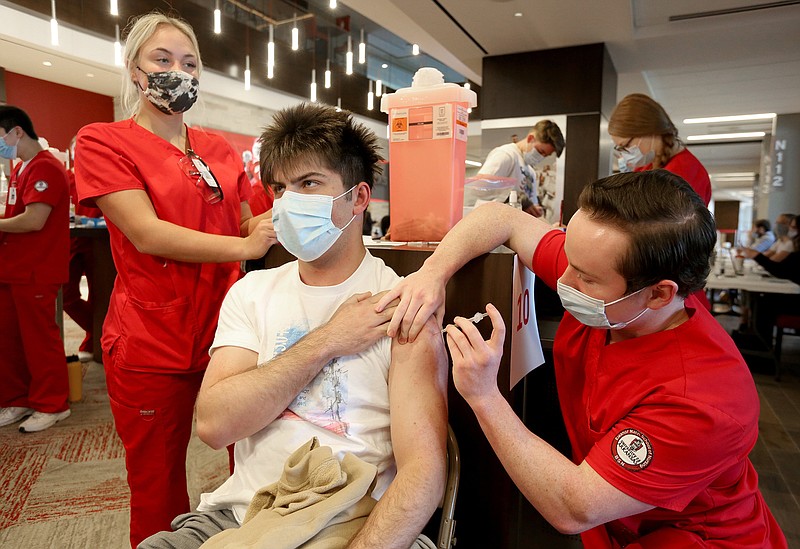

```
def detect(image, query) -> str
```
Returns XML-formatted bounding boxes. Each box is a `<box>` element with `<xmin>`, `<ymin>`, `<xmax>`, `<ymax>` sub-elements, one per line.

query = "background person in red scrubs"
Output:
<box><xmin>609</xmin><ymin>93</ymin><xmax>713</xmax><ymax>312</ymax></box>
<box><xmin>608</xmin><ymin>93</ymin><xmax>712</xmax><ymax>205</ymax></box>
<box><xmin>0</xmin><ymin>105</ymin><xmax>71</xmax><ymax>433</ymax></box>
<box><xmin>63</xmin><ymin>135</ymin><xmax>103</xmax><ymax>362</ymax></box>
<box><xmin>377</xmin><ymin>170</ymin><xmax>786</xmax><ymax>548</ymax></box>
<box><xmin>75</xmin><ymin>12</ymin><xmax>275</xmax><ymax>548</ymax></box>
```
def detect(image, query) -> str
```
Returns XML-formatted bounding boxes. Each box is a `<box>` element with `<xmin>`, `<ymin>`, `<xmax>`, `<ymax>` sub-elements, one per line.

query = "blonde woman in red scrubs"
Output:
<box><xmin>75</xmin><ymin>13</ymin><xmax>275</xmax><ymax>548</ymax></box>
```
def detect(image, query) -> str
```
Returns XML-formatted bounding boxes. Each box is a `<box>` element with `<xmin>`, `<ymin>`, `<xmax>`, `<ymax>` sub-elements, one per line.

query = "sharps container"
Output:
<box><xmin>380</xmin><ymin>68</ymin><xmax>477</xmax><ymax>241</ymax></box>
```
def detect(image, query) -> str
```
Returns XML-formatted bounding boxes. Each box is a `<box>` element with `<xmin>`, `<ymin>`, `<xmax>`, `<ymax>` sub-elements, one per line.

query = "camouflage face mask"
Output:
<box><xmin>136</xmin><ymin>66</ymin><xmax>199</xmax><ymax>115</ymax></box>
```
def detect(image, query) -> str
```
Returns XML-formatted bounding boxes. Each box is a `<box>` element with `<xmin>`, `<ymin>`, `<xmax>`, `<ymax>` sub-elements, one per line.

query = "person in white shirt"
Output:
<box><xmin>139</xmin><ymin>103</ymin><xmax>448</xmax><ymax>549</ymax></box>
<box><xmin>478</xmin><ymin>120</ymin><xmax>564</xmax><ymax>217</ymax></box>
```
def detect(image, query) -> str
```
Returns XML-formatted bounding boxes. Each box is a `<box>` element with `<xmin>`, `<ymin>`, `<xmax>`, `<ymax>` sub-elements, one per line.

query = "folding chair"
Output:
<box><xmin>437</xmin><ymin>424</ymin><xmax>460</xmax><ymax>548</ymax></box>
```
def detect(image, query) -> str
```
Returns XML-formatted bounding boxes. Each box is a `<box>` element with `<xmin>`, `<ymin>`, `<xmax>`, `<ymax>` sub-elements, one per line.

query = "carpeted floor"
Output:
<box><xmin>0</xmin><ymin>315</ymin><xmax>229</xmax><ymax>549</ymax></box>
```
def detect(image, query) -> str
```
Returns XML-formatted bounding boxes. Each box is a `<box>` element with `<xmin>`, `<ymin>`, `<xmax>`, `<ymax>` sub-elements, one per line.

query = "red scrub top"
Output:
<box><xmin>638</xmin><ymin>148</ymin><xmax>712</xmax><ymax>207</ymax></box>
<box><xmin>75</xmin><ymin>119</ymin><xmax>252</xmax><ymax>374</ymax></box>
<box><xmin>67</xmin><ymin>170</ymin><xmax>102</xmax><ymax>218</ymax></box>
<box><xmin>0</xmin><ymin>150</ymin><xmax>69</xmax><ymax>284</ymax></box>
<box><xmin>531</xmin><ymin>230</ymin><xmax>786</xmax><ymax>548</ymax></box>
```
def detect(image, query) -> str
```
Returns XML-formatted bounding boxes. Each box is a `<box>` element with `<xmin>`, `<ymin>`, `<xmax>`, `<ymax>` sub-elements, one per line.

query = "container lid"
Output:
<box><xmin>381</xmin><ymin>67</ymin><xmax>478</xmax><ymax>112</ymax></box>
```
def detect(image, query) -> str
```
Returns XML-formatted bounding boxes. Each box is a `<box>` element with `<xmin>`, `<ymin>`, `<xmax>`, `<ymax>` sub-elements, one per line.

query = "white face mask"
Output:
<box><xmin>524</xmin><ymin>147</ymin><xmax>546</xmax><ymax>167</ymax></box>
<box><xmin>272</xmin><ymin>185</ymin><xmax>357</xmax><ymax>262</ymax></box>
<box><xmin>614</xmin><ymin>136</ymin><xmax>655</xmax><ymax>173</ymax></box>
<box><xmin>556</xmin><ymin>280</ymin><xmax>649</xmax><ymax>329</ymax></box>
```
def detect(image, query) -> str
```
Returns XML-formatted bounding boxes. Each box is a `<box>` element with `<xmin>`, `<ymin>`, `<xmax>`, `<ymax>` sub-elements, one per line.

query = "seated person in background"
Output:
<box><xmin>139</xmin><ymin>103</ymin><xmax>448</xmax><ymax>549</ymax></box>
<box><xmin>762</xmin><ymin>213</ymin><xmax>795</xmax><ymax>262</ymax></box>
<box><xmin>377</xmin><ymin>169</ymin><xmax>786</xmax><ymax>547</ymax></box>
<box><xmin>748</xmin><ymin>218</ymin><xmax>775</xmax><ymax>254</ymax></box>
<box><xmin>741</xmin><ymin>216</ymin><xmax>799</xmax><ymax>284</ymax></box>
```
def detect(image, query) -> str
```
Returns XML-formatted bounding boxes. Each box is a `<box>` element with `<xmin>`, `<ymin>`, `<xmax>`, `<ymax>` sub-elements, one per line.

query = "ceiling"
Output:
<box><xmin>2</xmin><ymin>0</ymin><xmax>800</xmax><ymax>201</ymax></box>
<box><xmin>344</xmin><ymin>0</ymin><xmax>800</xmax><ymax>201</ymax></box>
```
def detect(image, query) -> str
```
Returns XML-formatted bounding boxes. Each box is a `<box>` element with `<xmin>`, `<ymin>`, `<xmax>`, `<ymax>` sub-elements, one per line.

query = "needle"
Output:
<box><xmin>442</xmin><ymin>312</ymin><xmax>489</xmax><ymax>333</ymax></box>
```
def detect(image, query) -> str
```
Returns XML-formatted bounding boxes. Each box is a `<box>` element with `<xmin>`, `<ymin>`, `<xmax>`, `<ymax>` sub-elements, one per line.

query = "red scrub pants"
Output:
<box><xmin>0</xmin><ymin>283</ymin><xmax>69</xmax><ymax>412</ymax></box>
<box><xmin>62</xmin><ymin>237</ymin><xmax>94</xmax><ymax>353</ymax></box>
<box><xmin>103</xmin><ymin>349</ymin><xmax>205</xmax><ymax>548</ymax></box>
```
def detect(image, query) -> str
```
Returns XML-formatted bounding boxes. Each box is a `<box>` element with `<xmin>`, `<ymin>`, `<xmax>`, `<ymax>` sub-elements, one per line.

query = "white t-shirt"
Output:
<box><xmin>480</xmin><ymin>142</ymin><xmax>539</xmax><ymax>205</ymax></box>
<box><xmin>768</xmin><ymin>238</ymin><xmax>795</xmax><ymax>254</ymax></box>
<box><xmin>198</xmin><ymin>251</ymin><xmax>400</xmax><ymax>522</ymax></box>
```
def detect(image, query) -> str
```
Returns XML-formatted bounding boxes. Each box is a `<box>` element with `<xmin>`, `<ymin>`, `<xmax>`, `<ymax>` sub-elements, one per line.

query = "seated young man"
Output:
<box><xmin>139</xmin><ymin>103</ymin><xmax>448</xmax><ymax>549</ymax></box>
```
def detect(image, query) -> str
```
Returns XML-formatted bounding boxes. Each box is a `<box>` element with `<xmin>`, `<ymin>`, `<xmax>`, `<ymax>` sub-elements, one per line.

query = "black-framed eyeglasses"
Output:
<box><xmin>178</xmin><ymin>149</ymin><xmax>224</xmax><ymax>203</ymax></box>
<box><xmin>613</xmin><ymin>137</ymin><xmax>636</xmax><ymax>154</ymax></box>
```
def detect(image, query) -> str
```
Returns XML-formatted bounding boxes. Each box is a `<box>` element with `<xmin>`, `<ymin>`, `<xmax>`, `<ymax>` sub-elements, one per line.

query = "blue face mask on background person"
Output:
<box><xmin>272</xmin><ymin>185</ymin><xmax>358</xmax><ymax>262</ymax></box>
<box><xmin>0</xmin><ymin>130</ymin><xmax>19</xmax><ymax>160</ymax></box>
<box><xmin>556</xmin><ymin>279</ymin><xmax>649</xmax><ymax>329</ymax></box>
<box><xmin>615</xmin><ymin>145</ymin><xmax>655</xmax><ymax>173</ymax></box>
<box><xmin>136</xmin><ymin>67</ymin><xmax>199</xmax><ymax>115</ymax></box>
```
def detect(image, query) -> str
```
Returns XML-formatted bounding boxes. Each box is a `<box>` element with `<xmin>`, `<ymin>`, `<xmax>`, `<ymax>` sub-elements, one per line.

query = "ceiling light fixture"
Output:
<box><xmin>686</xmin><ymin>132</ymin><xmax>766</xmax><ymax>142</ymax></box>
<box><xmin>310</xmin><ymin>69</ymin><xmax>317</xmax><ymax>102</ymax></box>
<box><xmin>346</xmin><ymin>35</ymin><xmax>353</xmax><ymax>75</ymax></box>
<box><xmin>42</xmin><ymin>61</ymin><xmax>53</xmax><ymax>67</ymax></box>
<box><xmin>109</xmin><ymin>0</ymin><xmax>118</xmax><ymax>16</ymax></box>
<box><xmin>367</xmin><ymin>80</ymin><xmax>374</xmax><ymax>110</ymax></box>
<box><xmin>86</xmin><ymin>72</ymin><xmax>95</xmax><ymax>77</ymax></box>
<box><xmin>463</xmin><ymin>82</ymin><xmax>470</xmax><ymax>89</ymax></box>
<box><xmin>514</xmin><ymin>12</ymin><xmax>523</xmax><ymax>17</ymax></box>
<box><xmin>375</xmin><ymin>79</ymin><xmax>382</xmax><ymax>97</ymax></box>
<box><xmin>683</xmin><ymin>113</ymin><xmax>776</xmax><ymax>124</ymax></box>
<box><xmin>50</xmin><ymin>0</ymin><xmax>59</xmax><ymax>46</ymax></box>
<box><xmin>114</xmin><ymin>24</ymin><xmax>123</xmax><ymax>66</ymax></box>
<box><xmin>412</xmin><ymin>44</ymin><xmax>419</xmax><ymax>56</ymax></box>
<box><xmin>358</xmin><ymin>29</ymin><xmax>366</xmax><ymax>64</ymax></box>
<box><xmin>267</xmin><ymin>24</ymin><xmax>275</xmax><ymax>79</ymax></box>
<box><xmin>325</xmin><ymin>59</ymin><xmax>331</xmax><ymax>88</ymax></box>
<box><xmin>465</xmin><ymin>159</ymin><xmax>482</xmax><ymax>167</ymax></box>
<box><xmin>244</xmin><ymin>54</ymin><xmax>251</xmax><ymax>90</ymax></box>
<box><xmin>336</xmin><ymin>97</ymin><xmax>342</xmax><ymax>112</ymax></box>
<box><xmin>214</xmin><ymin>1</ymin><xmax>221</xmax><ymax>34</ymax></box>
<box><xmin>329</xmin><ymin>0</ymin><xmax>337</xmax><ymax>8</ymax></box>
<box><xmin>292</xmin><ymin>14</ymin><xmax>299</xmax><ymax>51</ymax></box>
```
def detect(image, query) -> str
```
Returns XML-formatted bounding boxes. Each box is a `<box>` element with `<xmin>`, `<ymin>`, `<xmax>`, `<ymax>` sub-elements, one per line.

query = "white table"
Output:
<box><xmin>705</xmin><ymin>272</ymin><xmax>800</xmax><ymax>294</ymax></box>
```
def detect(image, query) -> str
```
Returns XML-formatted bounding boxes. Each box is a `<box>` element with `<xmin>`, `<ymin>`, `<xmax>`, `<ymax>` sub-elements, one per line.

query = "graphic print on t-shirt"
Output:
<box><xmin>274</xmin><ymin>323</ymin><xmax>351</xmax><ymax>437</ymax></box>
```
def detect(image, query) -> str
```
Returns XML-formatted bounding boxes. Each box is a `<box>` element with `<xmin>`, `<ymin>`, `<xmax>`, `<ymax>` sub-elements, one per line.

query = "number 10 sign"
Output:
<box><xmin>509</xmin><ymin>255</ymin><xmax>545</xmax><ymax>389</ymax></box>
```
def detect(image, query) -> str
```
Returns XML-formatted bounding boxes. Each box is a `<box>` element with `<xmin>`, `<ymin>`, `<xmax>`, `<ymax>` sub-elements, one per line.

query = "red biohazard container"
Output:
<box><xmin>380</xmin><ymin>68</ymin><xmax>477</xmax><ymax>242</ymax></box>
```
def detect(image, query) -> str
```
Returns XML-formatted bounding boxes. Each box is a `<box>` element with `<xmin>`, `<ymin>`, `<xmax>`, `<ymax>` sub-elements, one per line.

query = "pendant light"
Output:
<box><xmin>325</xmin><ymin>59</ymin><xmax>331</xmax><ymax>89</ymax></box>
<box><xmin>336</xmin><ymin>97</ymin><xmax>342</xmax><ymax>112</ymax></box>
<box><xmin>375</xmin><ymin>79</ymin><xmax>382</xmax><ymax>98</ymax></box>
<box><xmin>50</xmin><ymin>0</ymin><xmax>59</xmax><ymax>46</ymax></box>
<box><xmin>329</xmin><ymin>0</ymin><xmax>337</xmax><ymax>8</ymax></box>
<box><xmin>412</xmin><ymin>43</ymin><xmax>420</xmax><ymax>56</ymax></box>
<box><xmin>109</xmin><ymin>0</ymin><xmax>118</xmax><ymax>16</ymax></box>
<box><xmin>267</xmin><ymin>24</ymin><xmax>275</xmax><ymax>79</ymax></box>
<box><xmin>345</xmin><ymin>35</ymin><xmax>353</xmax><ymax>75</ymax></box>
<box><xmin>310</xmin><ymin>69</ymin><xmax>317</xmax><ymax>102</ymax></box>
<box><xmin>244</xmin><ymin>55</ymin><xmax>251</xmax><ymax>90</ymax></box>
<box><xmin>367</xmin><ymin>80</ymin><xmax>374</xmax><ymax>110</ymax></box>
<box><xmin>358</xmin><ymin>29</ymin><xmax>366</xmax><ymax>64</ymax></box>
<box><xmin>214</xmin><ymin>0</ymin><xmax>221</xmax><ymax>34</ymax></box>
<box><xmin>114</xmin><ymin>24</ymin><xmax>123</xmax><ymax>66</ymax></box>
<box><xmin>291</xmin><ymin>14</ymin><xmax>299</xmax><ymax>51</ymax></box>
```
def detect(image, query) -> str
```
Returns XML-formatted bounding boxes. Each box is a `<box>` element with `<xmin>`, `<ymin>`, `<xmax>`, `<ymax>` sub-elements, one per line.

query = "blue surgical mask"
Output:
<box><xmin>0</xmin><ymin>130</ymin><xmax>19</xmax><ymax>160</ymax></box>
<box><xmin>556</xmin><ymin>280</ymin><xmax>649</xmax><ymax>329</ymax></box>
<box><xmin>272</xmin><ymin>185</ymin><xmax>358</xmax><ymax>262</ymax></box>
<box><xmin>615</xmin><ymin>146</ymin><xmax>655</xmax><ymax>173</ymax></box>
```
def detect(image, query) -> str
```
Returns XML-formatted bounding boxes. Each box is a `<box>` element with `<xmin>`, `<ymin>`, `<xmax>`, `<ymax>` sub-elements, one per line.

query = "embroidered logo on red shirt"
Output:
<box><xmin>34</xmin><ymin>180</ymin><xmax>49</xmax><ymax>192</ymax></box>
<box><xmin>612</xmin><ymin>428</ymin><xmax>653</xmax><ymax>471</ymax></box>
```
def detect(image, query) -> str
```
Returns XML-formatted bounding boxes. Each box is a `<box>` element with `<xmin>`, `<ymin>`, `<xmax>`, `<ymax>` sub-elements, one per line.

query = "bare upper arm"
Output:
<box><xmin>21</xmin><ymin>202</ymin><xmax>53</xmax><ymax>231</ymax></box>
<box><xmin>388</xmin><ymin>319</ymin><xmax>448</xmax><ymax>467</ymax></box>
<box><xmin>95</xmin><ymin>189</ymin><xmax>160</xmax><ymax>247</ymax></box>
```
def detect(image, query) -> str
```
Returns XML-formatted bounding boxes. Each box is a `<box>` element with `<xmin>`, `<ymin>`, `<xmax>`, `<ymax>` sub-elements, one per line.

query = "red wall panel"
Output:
<box><xmin>5</xmin><ymin>71</ymin><xmax>114</xmax><ymax>151</ymax></box>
